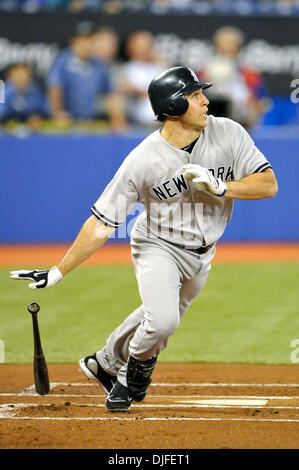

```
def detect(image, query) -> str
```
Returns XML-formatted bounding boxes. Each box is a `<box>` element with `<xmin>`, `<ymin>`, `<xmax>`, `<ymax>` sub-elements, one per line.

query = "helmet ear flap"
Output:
<box><xmin>166</xmin><ymin>95</ymin><xmax>189</xmax><ymax>117</ymax></box>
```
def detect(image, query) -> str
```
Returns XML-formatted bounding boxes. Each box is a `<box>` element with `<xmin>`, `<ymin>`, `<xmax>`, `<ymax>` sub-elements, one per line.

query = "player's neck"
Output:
<box><xmin>161</xmin><ymin>121</ymin><xmax>202</xmax><ymax>149</ymax></box>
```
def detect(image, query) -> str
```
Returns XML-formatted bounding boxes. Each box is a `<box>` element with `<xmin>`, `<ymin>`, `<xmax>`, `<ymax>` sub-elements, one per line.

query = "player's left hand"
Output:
<box><xmin>10</xmin><ymin>266</ymin><xmax>63</xmax><ymax>289</ymax></box>
<box><xmin>183</xmin><ymin>163</ymin><xmax>227</xmax><ymax>197</ymax></box>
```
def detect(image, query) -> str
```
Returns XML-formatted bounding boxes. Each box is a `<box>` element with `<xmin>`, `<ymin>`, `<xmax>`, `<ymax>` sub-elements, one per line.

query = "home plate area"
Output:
<box><xmin>2</xmin><ymin>380</ymin><xmax>299</xmax><ymax>422</ymax></box>
<box><xmin>1</xmin><ymin>364</ymin><xmax>299</xmax><ymax>448</ymax></box>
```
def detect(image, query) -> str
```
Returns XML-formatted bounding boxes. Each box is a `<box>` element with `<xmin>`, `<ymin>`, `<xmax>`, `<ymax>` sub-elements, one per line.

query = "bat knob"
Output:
<box><xmin>28</xmin><ymin>302</ymin><xmax>40</xmax><ymax>314</ymax></box>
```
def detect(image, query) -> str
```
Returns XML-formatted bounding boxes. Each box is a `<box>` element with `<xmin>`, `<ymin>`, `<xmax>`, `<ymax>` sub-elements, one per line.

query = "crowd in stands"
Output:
<box><xmin>197</xmin><ymin>26</ymin><xmax>269</xmax><ymax>129</ymax></box>
<box><xmin>0</xmin><ymin>22</ymin><xmax>297</xmax><ymax>132</ymax></box>
<box><xmin>0</xmin><ymin>0</ymin><xmax>299</xmax><ymax>14</ymax></box>
<box><xmin>0</xmin><ymin>23</ymin><xmax>171</xmax><ymax>131</ymax></box>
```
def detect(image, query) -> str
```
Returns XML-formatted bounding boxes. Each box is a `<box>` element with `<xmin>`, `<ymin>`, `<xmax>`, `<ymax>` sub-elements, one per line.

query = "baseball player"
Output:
<box><xmin>10</xmin><ymin>66</ymin><xmax>278</xmax><ymax>413</ymax></box>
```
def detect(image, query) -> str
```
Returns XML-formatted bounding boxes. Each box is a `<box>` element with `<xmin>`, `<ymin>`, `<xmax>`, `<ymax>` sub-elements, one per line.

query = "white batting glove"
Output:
<box><xmin>183</xmin><ymin>163</ymin><xmax>227</xmax><ymax>197</ymax></box>
<box><xmin>10</xmin><ymin>266</ymin><xmax>63</xmax><ymax>289</ymax></box>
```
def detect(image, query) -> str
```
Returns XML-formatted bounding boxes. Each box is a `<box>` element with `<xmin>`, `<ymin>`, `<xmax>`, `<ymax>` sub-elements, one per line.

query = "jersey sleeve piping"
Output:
<box><xmin>253</xmin><ymin>162</ymin><xmax>272</xmax><ymax>173</ymax></box>
<box><xmin>91</xmin><ymin>205</ymin><xmax>121</xmax><ymax>228</ymax></box>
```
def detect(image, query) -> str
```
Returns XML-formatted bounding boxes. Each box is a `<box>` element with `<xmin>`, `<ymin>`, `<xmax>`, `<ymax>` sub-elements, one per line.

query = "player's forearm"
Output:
<box><xmin>57</xmin><ymin>216</ymin><xmax>115</xmax><ymax>276</ymax></box>
<box><xmin>224</xmin><ymin>169</ymin><xmax>278</xmax><ymax>200</ymax></box>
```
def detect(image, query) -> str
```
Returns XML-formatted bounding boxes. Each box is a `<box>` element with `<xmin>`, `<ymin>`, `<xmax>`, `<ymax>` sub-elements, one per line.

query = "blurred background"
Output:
<box><xmin>0</xmin><ymin>1</ymin><xmax>298</xmax><ymax>364</ymax></box>
<box><xmin>0</xmin><ymin>0</ymin><xmax>298</xmax><ymax>244</ymax></box>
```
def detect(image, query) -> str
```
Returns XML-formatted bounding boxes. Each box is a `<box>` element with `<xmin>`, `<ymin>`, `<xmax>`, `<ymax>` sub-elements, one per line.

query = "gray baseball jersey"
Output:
<box><xmin>91</xmin><ymin>115</ymin><xmax>272</xmax><ymax>247</ymax></box>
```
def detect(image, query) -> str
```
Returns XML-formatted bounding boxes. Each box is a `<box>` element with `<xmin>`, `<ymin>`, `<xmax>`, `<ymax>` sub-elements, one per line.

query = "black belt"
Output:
<box><xmin>170</xmin><ymin>242</ymin><xmax>214</xmax><ymax>254</ymax></box>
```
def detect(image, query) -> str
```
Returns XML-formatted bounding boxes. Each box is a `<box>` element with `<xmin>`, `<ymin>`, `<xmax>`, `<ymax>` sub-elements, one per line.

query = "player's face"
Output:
<box><xmin>181</xmin><ymin>89</ymin><xmax>209</xmax><ymax>130</ymax></box>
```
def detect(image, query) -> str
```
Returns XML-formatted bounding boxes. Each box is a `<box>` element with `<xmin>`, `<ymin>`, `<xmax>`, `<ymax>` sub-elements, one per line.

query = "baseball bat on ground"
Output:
<box><xmin>27</xmin><ymin>302</ymin><xmax>50</xmax><ymax>395</ymax></box>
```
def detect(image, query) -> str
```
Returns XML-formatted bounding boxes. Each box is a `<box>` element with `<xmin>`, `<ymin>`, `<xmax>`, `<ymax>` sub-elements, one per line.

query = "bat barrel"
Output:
<box><xmin>34</xmin><ymin>355</ymin><xmax>50</xmax><ymax>395</ymax></box>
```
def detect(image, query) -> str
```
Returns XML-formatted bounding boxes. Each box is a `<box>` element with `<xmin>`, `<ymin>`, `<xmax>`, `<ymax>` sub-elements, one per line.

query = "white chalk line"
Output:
<box><xmin>1</xmin><ymin>401</ymin><xmax>299</xmax><ymax>423</ymax></box>
<box><xmin>12</xmin><ymin>381</ymin><xmax>299</xmax><ymax>398</ymax></box>
<box><xmin>2</xmin><ymin>393</ymin><xmax>299</xmax><ymax>400</ymax></box>
<box><xmin>56</xmin><ymin>382</ymin><xmax>299</xmax><ymax>387</ymax></box>
<box><xmin>18</xmin><ymin>382</ymin><xmax>299</xmax><ymax>395</ymax></box>
<box><xmin>149</xmin><ymin>383</ymin><xmax>299</xmax><ymax>388</ymax></box>
<box><xmin>20</xmin><ymin>383</ymin><xmax>94</xmax><ymax>393</ymax></box>
<box><xmin>2</xmin><ymin>402</ymin><xmax>299</xmax><ymax>411</ymax></box>
<box><xmin>1</xmin><ymin>415</ymin><xmax>299</xmax><ymax>423</ymax></box>
<box><xmin>0</xmin><ymin>393</ymin><xmax>105</xmax><ymax>398</ymax></box>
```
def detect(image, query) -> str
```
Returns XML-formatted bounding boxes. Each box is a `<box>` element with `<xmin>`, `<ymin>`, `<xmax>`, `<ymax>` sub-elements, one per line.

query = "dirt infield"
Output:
<box><xmin>1</xmin><ymin>244</ymin><xmax>299</xmax><ymax>449</ymax></box>
<box><xmin>0</xmin><ymin>242</ymin><xmax>299</xmax><ymax>267</ymax></box>
<box><xmin>1</xmin><ymin>363</ymin><xmax>299</xmax><ymax>449</ymax></box>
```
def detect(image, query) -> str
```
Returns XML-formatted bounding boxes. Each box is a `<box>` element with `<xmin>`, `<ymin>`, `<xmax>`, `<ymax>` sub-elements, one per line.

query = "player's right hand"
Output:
<box><xmin>10</xmin><ymin>266</ymin><xmax>63</xmax><ymax>289</ymax></box>
<box><xmin>183</xmin><ymin>163</ymin><xmax>227</xmax><ymax>197</ymax></box>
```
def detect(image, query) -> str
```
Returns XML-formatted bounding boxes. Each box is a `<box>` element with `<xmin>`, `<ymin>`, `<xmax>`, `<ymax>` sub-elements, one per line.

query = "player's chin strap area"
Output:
<box><xmin>126</xmin><ymin>355</ymin><xmax>157</xmax><ymax>402</ymax></box>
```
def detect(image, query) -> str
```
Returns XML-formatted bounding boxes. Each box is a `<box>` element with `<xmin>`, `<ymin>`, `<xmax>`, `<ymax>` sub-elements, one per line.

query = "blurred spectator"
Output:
<box><xmin>91</xmin><ymin>27</ymin><xmax>121</xmax><ymax>85</ymax></box>
<box><xmin>46</xmin><ymin>0</ymin><xmax>94</xmax><ymax>11</ymax></box>
<box><xmin>0</xmin><ymin>0</ymin><xmax>299</xmax><ymax>12</ymax></box>
<box><xmin>115</xmin><ymin>0</ymin><xmax>145</xmax><ymax>11</ymax></box>
<box><xmin>275</xmin><ymin>0</ymin><xmax>299</xmax><ymax>12</ymax></box>
<box><xmin>120</xmin><ymin>30</ymin><xmax>170</xmax><ymax>126</ymax></box>
<box><xmin>46</xmin><ymin>0</ymin><xmax>102</xmax><ymax>11</ymax></box>
<box><xmin>91</xmin><ymin>27</ymin><xmax>127</xmax><ymax>126</ymax></box>
<box><xmin>102</xmin><ymin>0</ymin><xmax>123</xmax><ymax>13</ymax></box>
<box><xmin>70</xmin><ymin>0</ymin><xmax>102</xmax><ymax>11</ymax></box>
<box><xmin>45</xmin><ymin>0</ymin><xmax>74</xmax><ymax>9</ymax></box>
<box><xmin>0</xmin><ymin>0</ymin><xmax>20</xmax><ymax>10</ymax></box>
<box><xmin>47</xmin><ymin>22</ymin><xmax>128</xmax><ymax>130</ymax></box>
<box><xmin>0</xmin><ymin>63</ymin><xmax>47</xmax><ymax>131</ymax></box>
<box><xmin>199</xmin><ymin>26</ymin><xmax>268</xmax><ymax>128</ymax></box>
<box><xmin>151</xmin><ymin>0</ymin><xmax>170</xmax><ymax>13</ymax></box>
<box><xmin>22</xmin><ymin>0</ymin><xmax>47</xmax><ymax>11</ymax></box>
<box><xmin>168</xmin><ymin>0</ymin><xmax>194</xmax><ymax>10</ymax></box>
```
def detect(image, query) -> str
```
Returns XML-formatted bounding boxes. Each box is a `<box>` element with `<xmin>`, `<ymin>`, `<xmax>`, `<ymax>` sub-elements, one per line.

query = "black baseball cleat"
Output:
<box><xmin>79</xmin><ymin>353</ymin><xmax>116</xmax><ymax>395</ymax></box>
<box><xmin>105</xmin><ymin>380</ymin><xmax>132</xmax><ymax>413</ymax></box>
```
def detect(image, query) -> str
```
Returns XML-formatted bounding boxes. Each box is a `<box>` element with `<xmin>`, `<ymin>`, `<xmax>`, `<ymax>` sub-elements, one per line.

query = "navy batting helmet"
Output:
<box><xmin>148</xmin><ymin>66</ymin><xmax>212</xmax><ymax>118</ymax></box>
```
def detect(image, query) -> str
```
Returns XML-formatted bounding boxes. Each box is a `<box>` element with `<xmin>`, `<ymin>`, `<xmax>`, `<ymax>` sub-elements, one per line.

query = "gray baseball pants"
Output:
<box><xmin>97</xmin><ymin>232</ymin><xmax>216</xmax><ymax>387</ymax></box>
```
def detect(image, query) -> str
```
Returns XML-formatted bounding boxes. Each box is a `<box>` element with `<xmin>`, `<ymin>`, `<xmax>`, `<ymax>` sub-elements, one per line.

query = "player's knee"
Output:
<box><xmin>145</xmin><ymin>309</ymin><xmax>180</xmax><ymax>340</ymax></box>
